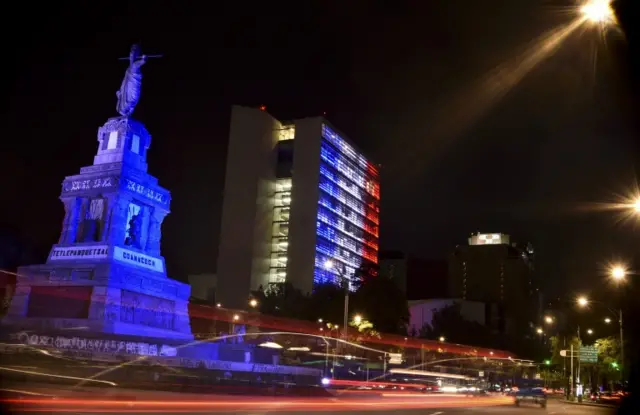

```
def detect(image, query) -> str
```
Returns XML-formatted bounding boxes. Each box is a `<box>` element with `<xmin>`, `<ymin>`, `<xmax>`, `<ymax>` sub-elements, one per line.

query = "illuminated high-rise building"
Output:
<box><xmin>216</xmin><ymin>106</ymin><xmax>380</xmax><ymax>309</ymax></box>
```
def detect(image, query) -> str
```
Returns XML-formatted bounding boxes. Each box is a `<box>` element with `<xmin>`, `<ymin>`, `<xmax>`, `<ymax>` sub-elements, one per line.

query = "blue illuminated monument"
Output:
<box><xmin>3</xmin><ymin>45</ymin><xmax>193</xmax><ymax>341</ymax></box>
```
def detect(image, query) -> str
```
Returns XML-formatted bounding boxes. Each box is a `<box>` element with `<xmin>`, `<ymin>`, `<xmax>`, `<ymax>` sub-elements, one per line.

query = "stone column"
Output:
<box><xmin>139</xmin><ymin>206</ymin><xmax>150</xmax><ymax>251</ymax></box>
<box><xmin>58</xmin><ymin>198</ymin><xmax>74</xmax><ymax>244</ymax></box>
<box><xmin>100</xmin><ymin>195</ymin><xmax>117</xmax><ymax>242</ymax></box>
<box><xmin>69</xmin><ymin>198</ymin><xmax>87</xmax><ymax>243</ymax></box>
<box><xmin>108</xmin><ymin>197</ymin><xmax>131</xmax><ymax>246</ymax></box>
<box><xmin>146</xmin><ymin>209</ymin><xmax>167</xmax><ymax>257</ymax></box>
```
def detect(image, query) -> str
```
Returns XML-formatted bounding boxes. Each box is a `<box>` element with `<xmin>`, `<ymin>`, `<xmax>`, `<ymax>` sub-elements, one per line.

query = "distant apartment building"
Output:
<box><xmin>408</xmin><ymin>298</ymin><xmax>490</xmax><ymax>335</ymax></box>
<box><xmin>216</xmin><ymin>106</ymin><xmax>380</xmax><ymax>309</ymax></box>
<box><xmin>448</xmin><ymin>232</ymin><xmax>535</xmax><ymax>334</ymax></box>
<box><xmin>379</xmin><ymin>251</ymin><xmax>448</xmax><ymax>300</ymax></box>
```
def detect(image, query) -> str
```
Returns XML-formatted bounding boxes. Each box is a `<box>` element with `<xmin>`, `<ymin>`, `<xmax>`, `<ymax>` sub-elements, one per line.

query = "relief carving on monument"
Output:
<box><xmin>120</xmin><ymin>290</ymin><xmax>175</xmax><ymax>330</ymax></box>
<box><xmin>103</xmin><ymin>295</ymin><xmax>119</xmax><ymax>322</ymax></box>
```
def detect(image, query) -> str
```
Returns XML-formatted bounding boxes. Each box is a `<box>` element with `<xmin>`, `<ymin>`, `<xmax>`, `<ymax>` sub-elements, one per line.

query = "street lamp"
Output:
<box><xmin>587</xmin><ymin>329</ymin><xmax>594</xmax><ymax>335</ymax></box>
<box><xmin>536</xmin><ymin>328</ymin><xmax>544</xmax><ymax>335</ymax></box>
<box><xmin>324</xmin><ymin>259</ymin><xmax>352</xmax><ymax>348</ymax></box>
<box><xmin>577</xmin><ymin>296</ymin><xmax>624</xmax><ymax>379</ymax></box>
<box><xmin>544</xmin><ymin>315</ymin><xmax>554</xmax><ymax>324</ymax></box>
<box><xmin>249</xmin><ymin>299</ymin><xmax>258</xmax><ymax>308</ymax></box>
<box><xmin>610</xmin><ymin>265</ymin><xmax>627</xmax><ymax>282</ymax></box>
<box><xmin>580</xmin><ymin>0</ymin><xmax>616</xmax><ymax>25</ymax></box>
<box><xmin>577</xmin><ymin>296</ymin><xmax>589</xmax><ymax>307</ymax></box>
<box><xmin>439</xmin><ymin>336</ymin><xmax>445</xmax><ymax>342</ymax></box>
<box><xmin>353</xmin><ymin>314</ymin><xmax>363</xmax><ymax>325</ymax></box>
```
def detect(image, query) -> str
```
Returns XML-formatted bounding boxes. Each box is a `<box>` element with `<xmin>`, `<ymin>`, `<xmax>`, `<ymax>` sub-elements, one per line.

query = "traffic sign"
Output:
<box><xmin>579</xmin><ymin>346</ymin><xmax>598</xmax><ymax>363</ymax></box>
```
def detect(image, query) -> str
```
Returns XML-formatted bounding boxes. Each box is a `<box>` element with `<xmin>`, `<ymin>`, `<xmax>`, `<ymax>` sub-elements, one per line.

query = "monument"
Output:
<box><xmin>3</xmin><ymin>45</ymin><xmax>193</xmax><ymax>341</ymax></box>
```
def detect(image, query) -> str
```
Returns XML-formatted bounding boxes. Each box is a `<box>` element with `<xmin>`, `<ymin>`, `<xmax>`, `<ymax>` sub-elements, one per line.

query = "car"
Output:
<box><xmin>514</xmin><ymin>388</ymin><xmax>547</xmax><ymax>408</ymax></box>
<box><xmin>589</xmin><ymin>391</ymin><xmax>623</xmax><ymax>405</ymax></box>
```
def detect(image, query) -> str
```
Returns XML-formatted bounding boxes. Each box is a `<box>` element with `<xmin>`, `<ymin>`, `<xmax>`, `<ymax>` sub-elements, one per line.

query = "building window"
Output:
<box><xmin>277</xmin><ymin>126</ymin><xmax>295</xmax><ymax>141</ymax></box>
<box><xmin>107</xmin><ymin>131</ymin><xmax>118</xmax><ymax>150</ymax></box>
<box><xmin>131</xmin><ymin>134</ymin><xmax>140</xmax><ymax>154</ymax></box>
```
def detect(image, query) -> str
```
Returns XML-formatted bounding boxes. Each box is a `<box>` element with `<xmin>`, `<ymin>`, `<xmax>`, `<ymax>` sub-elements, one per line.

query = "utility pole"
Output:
<box><xmin>570</xmin><ymin>344</ymin><xmax>574</xmax><ymax>398</ymax></box>
<box><xmin>619</xmin><ymin>308</ymin><xmax>624</xmax><ymax>382</ymax></box>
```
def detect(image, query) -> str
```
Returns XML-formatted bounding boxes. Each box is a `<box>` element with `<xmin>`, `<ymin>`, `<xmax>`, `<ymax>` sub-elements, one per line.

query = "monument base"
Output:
<box><xmin>3</xmin><ymin>254</ymin><xmax>193</xmax><ymax>342</ymax></box>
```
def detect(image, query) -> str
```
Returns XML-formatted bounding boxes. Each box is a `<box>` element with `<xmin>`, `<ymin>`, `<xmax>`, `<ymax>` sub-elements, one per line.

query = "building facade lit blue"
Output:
<box><xmin>313</xmin><ymin>124</ymin><xmax>380</xmax><ymax>288</ymax></box>
<box><xmin>216</xmin><ymin>107</ymin><xmax>380</xmax><ymax>308</ymax></box>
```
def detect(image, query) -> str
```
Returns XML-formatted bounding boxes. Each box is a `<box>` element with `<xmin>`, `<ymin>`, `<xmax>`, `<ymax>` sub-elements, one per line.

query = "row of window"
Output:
<box><xmin>318</xmin><ymin>177</ymin><xmax>379</xmax><ymax>236</ymax></box>
<box><xmin>319</xmin><ymin>164</ymin><xmax>375</xmax><ymax>212</ymax></box>
<box><xmin>320</xmin><ymin>143</ymin><xmax>380</xmax><ymax>200</ymax></box>
<box><xmin>269</xmin><ymin>179</ymin><xmax>292</xmax><ymax>283</ymax></box>
<box><xmin>321</xmin><ymin>124</ymin><xmax>379</xmax><ymax>179</ymax></box>
<box><xmin>317</xmin><ymin>221</ymin><xmax>377</xmax><ymax>264</ymax></box>
<box><xmin>318</xmin><ymin>194</ymin><xmax>379</xmax><ymax>250</ymax></box>
<box><xmin>313</xmin><ymin>252</ymin><xmax>358</xmax><ymax>291</ymax></box>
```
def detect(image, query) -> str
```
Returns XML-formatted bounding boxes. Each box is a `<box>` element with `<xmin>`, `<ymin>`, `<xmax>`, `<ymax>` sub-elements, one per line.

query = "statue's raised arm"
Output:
<box><xmin>116</xmin><ymin>44</ymin><xmax>148</xmax><ymax>117</ymax></box>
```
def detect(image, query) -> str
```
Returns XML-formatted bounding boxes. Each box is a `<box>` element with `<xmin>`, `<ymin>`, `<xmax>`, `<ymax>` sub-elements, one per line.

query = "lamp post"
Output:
<box><xmin>324</xmin><ymin>259</ymin><xmax>352</xmax><ymax>349</ymax></box>
<box><xmin>577</xmin><ymin>296</ymin><xmax>624</xmax><ymax>381</ymax></box>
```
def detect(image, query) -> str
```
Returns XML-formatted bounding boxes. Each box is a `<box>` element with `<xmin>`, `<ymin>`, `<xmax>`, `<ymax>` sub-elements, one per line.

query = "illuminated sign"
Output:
<box><xmin>11</xmin><ymin>331</ymin><xmax>176</xmax><ymax>357</ymax></box>
<box><xmin>469</xmin><ymin>233</ymin><xmax>509</xmax><ymax>246</ymax></box>
<box><xmin>62</xmin><ymin>176</ymin><xmax>119</xmax><ymax>194</ymax></box>
<box><xmin>113</xmin><ymin>246</ymin><xmax>164</xmax><ymax>273</ymax></box>
<box><xmin>49</xmin><ymin>245</ymin><xmax>109</xmax><ymax>261</ymax></box>
<box><xmin>388</xmin><ymin>353</ymin><xmax>403</xmax><ymax>364</ymax></box>
<box><xmin>123</xmin><ymin>178</ymin><xmax>169</xmax><ymax>205</ymax></box>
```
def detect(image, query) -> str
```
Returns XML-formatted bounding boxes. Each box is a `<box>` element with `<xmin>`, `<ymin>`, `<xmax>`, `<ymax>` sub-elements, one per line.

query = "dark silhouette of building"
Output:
<box><xmin>379</xmin><ymin>251</ymin><xmax>448</xmax><ymax>300</ymax></box>
<box><xmin>448</xmin><ymin>232</ymin><xmax>535</xmax><ymax>335</ymax></box>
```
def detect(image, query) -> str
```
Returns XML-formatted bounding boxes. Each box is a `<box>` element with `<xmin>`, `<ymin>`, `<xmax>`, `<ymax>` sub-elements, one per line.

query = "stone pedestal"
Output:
<box><xmin>2</xmin><ymin>117</ymin><xmax>193</xmax><ymax>342</ymax></box>
<box><xmin>4</xmin><ymin>255</ymin><xmax>192</xmax><ymax>340</ymax></box>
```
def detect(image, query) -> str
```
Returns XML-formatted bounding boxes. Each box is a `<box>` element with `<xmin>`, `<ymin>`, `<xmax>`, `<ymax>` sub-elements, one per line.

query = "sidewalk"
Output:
<box><xmin>561</xmin><ymin>398</ymin><xmax>617</xmax><ymax>409</ymax></box>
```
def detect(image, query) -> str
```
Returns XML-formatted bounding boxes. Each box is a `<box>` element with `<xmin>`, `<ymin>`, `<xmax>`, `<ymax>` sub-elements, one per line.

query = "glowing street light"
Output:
<box><xmin>318</xmin><ymin>318</ymin><xmax>323</xmax><ymax>323</ymax></box>
<box><xmin>580</xmin><ymin>0</ymin><xmax>616</xmax><ymax>25</ymax></box>
<box><xmin>605</xmin><ymin>317</ymin><xmax>612</xmax><ymax>324</ymax></box>
<box><xmin>249</xmin><ymin>299</ymin><xmax>258</xmax><ymax>308</ymax></box>
<box><xmin>232</xmin><ymin>314</ymin><xmax>240</xmax><ymax>321</ymax></box>
<box><xmin>610</xmin><ymin>265</ymin><xmax>627</xmax><ymax>282</ymax></box>
<box><xmin>439</xmin><ymin>336</ymin><xmax>446</xmax><ymax>342</ymax></box>
<box><xmin>577</xmin><ymin>296</ymin><xmax>589</xmax><ymax>307</ymax></box>
<box><xmin>544</xmin><ymin>316</ymin><xmax>554</xmax><ymax>324</ymax></box>
<box><xmin>536</xmin><ymin>328</ymin><xmax>544</xmax><ymax>335</ymax></box>
<box><xmin>353</xmin><ymin>314</ymin><xmax>363</xmax><ymax>325</ymax></box>
<box><xmin>587</xmin><ymin>328</ymin><xmax>594</xmax><ymax>335</ymax></box>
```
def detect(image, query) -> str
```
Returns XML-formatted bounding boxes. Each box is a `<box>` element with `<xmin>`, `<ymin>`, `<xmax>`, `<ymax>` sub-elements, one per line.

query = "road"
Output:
<box><xmin>1</xmin><ymin>385</ymin><xmax>617</xmax><ymax>414</ymax></box>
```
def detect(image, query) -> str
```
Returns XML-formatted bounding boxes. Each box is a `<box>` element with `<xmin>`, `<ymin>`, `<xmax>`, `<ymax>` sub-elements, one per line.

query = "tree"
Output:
<box><xmin>419</xmin><ymin>303</ymin><xmax>496</xmax><ymax>348</ymax></box>
<box><xmin>595</xmin><ymin>336</ymin><xmax>621</xmax><ymax>386</ymax></box>
<box><xmin>351</xmin><ymin>274</ymin><xmax>409</xmax><ymax>335</ymax></box>
<box><xmin>251</xmin><ymin>273</ymin><xmax>410</xmax><ymax>336</ymax></box>
<box><xmin>251</xmin><ymin>283</ymin><xmax>311</xmax><ymax>319</ymax></box>
<box><xmin>549</xmin><ymin>335</ymin><xmax>581</xmax><ymax>366</ymax></box>
<box><xmin>251</xmin><ymin>282</ymin><xmax>345</xmax><ymax>323</ymax></box>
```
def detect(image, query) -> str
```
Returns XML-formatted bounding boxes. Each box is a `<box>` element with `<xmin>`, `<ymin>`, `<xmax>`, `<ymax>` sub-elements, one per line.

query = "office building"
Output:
<box><xmin>448</xmin><ymin>232</ymin><xmax>535</xmax><ymax>334</ymax></box>
<box><xmin>379</xmin><ymin>251</ymin><xmax>448</xmax><ymax>300</ymax></box>
<box><xmin>216</xmin><ymin>106</ymin><xmax>380</xmax><ymax>309</ymax></box>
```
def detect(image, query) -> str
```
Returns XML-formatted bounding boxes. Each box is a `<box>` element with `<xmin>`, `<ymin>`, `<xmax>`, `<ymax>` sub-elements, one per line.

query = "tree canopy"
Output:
<box><xmin>251</xmin><ymin>272</ymin><xmax>410</xmax><ymax>335</ymax></box>
<box><xmin>419</xmin><ymin>303</ymin><xmax>497</xmax><ymax>348</ymax></box>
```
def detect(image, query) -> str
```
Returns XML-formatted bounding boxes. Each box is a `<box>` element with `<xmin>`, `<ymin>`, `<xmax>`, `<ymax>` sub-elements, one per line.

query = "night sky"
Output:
<box><xmin>3</xmin><ymin>1</ymin><xmax>638</xmax><ymax>301</ymax></box>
